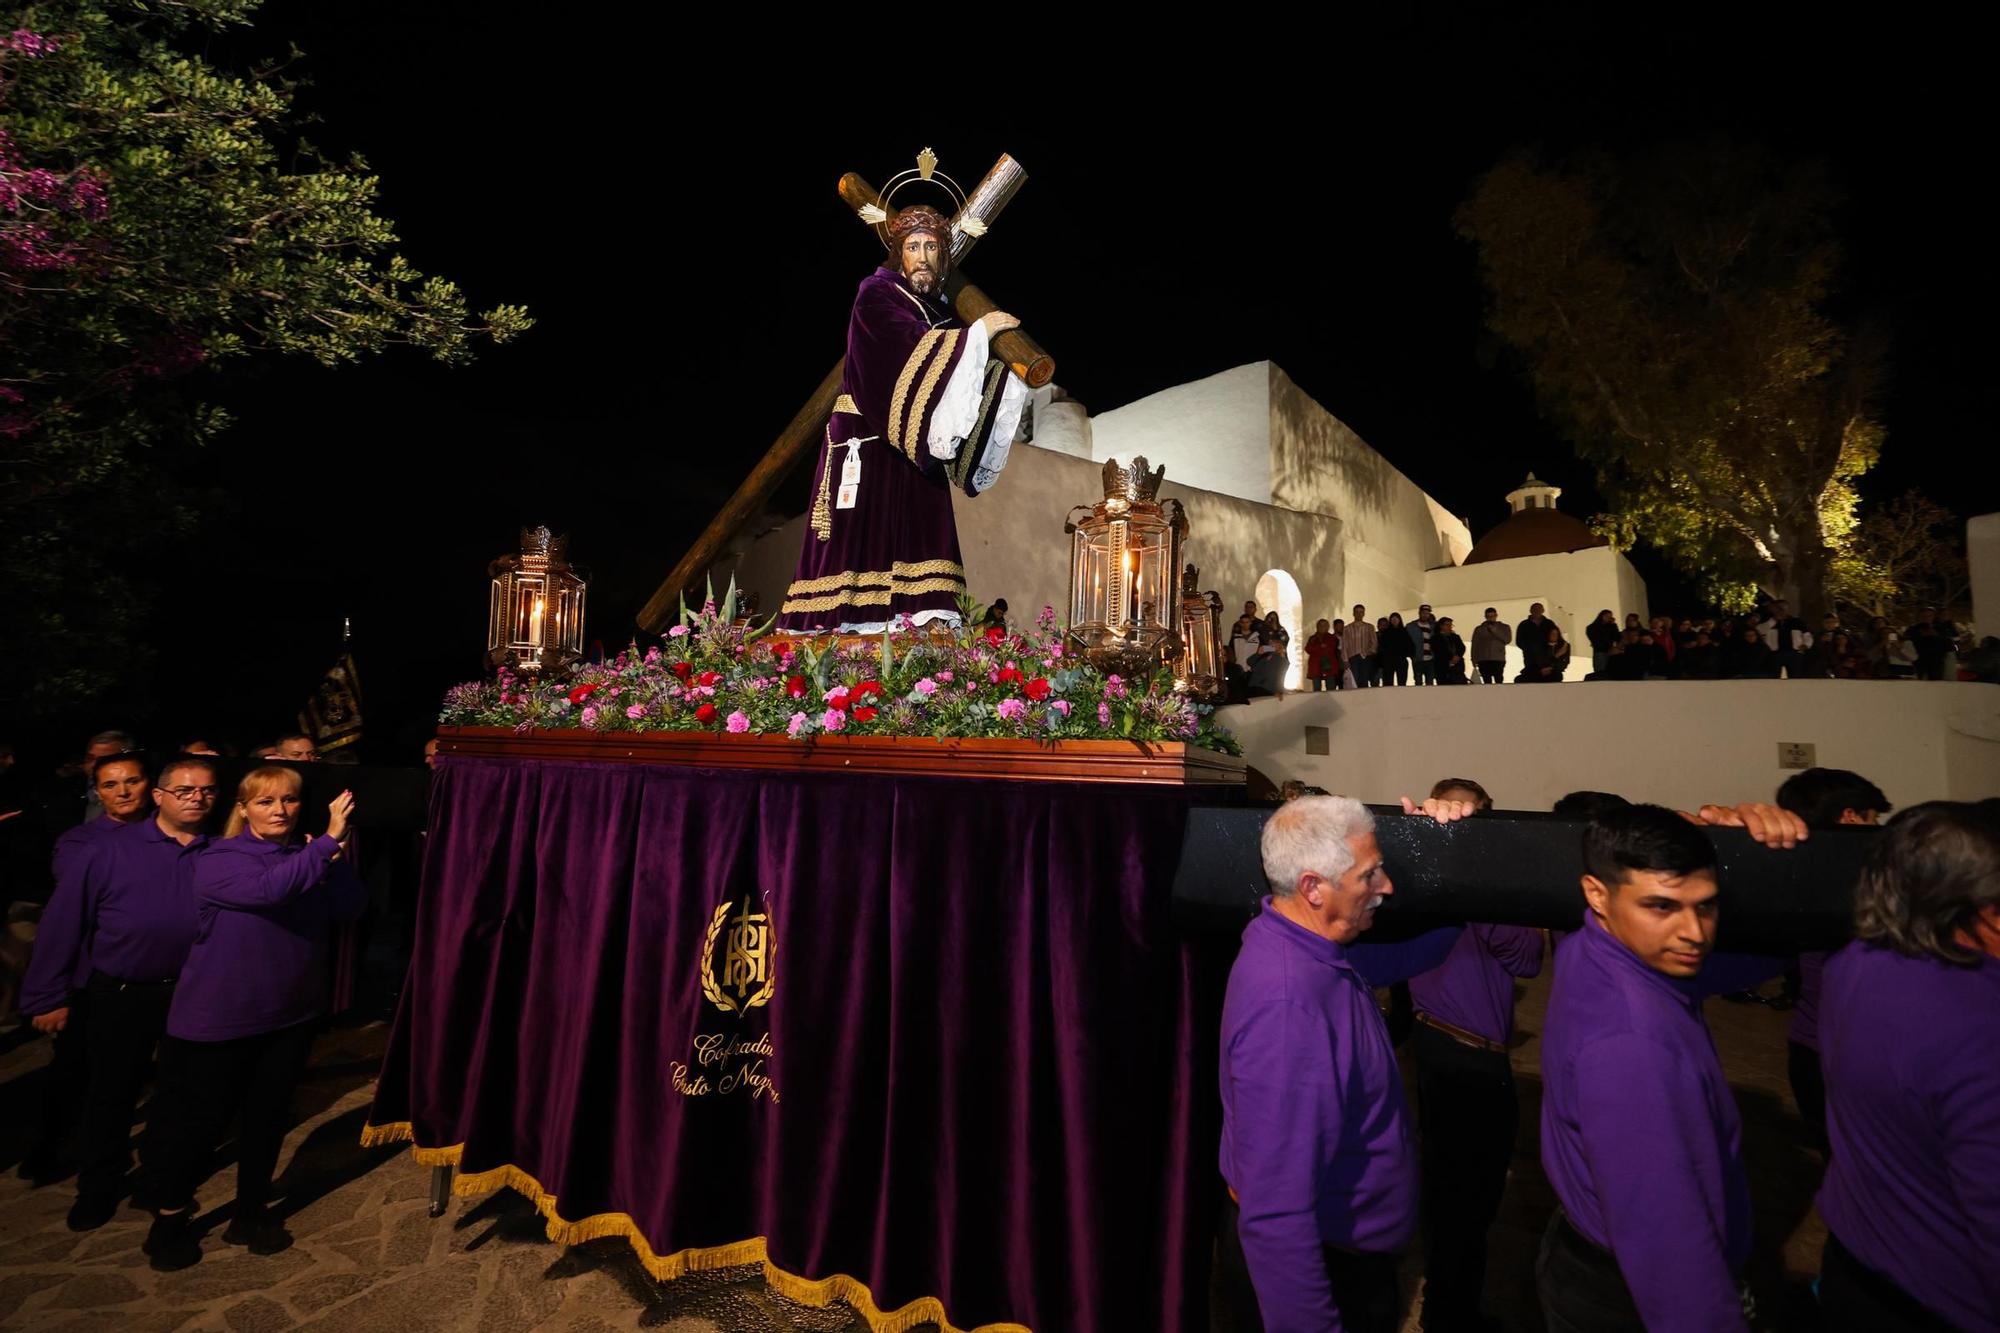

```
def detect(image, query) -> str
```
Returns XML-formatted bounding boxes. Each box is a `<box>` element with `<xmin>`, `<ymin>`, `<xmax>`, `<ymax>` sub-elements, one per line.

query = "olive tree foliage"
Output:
<box><xmin>1457</xmin><ymin>142</ymin><xmax>1882</xmax><ymax>617</ymax></box>
<box><xmin>1</xmin><ymin>1</ymin><xmax>530</xmax><ymax>714</ymax></box>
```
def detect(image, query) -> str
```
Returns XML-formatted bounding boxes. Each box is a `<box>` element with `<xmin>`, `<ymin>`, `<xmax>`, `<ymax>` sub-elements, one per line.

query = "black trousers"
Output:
<box><xmin>146</xmin><ymin>1020</ymin><xmax>315</xmax><ymax>1216</ymax></box>
<box><xmin>32</xmin><ymin>992</ymin><xmax>91</xmax><ymax>1164</ymax></box>
<box><xmin>1787</xmin><ymin>1039</ymin><xmax>1828</xmax><ymax>1156</ymax></box>
<box><xmin>1413</xmin><ymin>1022</ymin><xmax>1516</xmax><ymax>1330</ymax></box>
<box><xmin>1218</xmin><ymin>1196</ymin><xmax>1404</xmax><ymax>1333</ymax></box>
<box><xmin>77</xmin><ymin>972</ymin><xmax>175</xmax><ymax>1200</ymax></box>
<box><xmin>1535</xmin><ymin>1210</ymin><xmax>1644</xmax><ymax>1332</ymax></box>
<box><xmin>1476</xmin><ymin>661</ymin><xmax>1504</xmax><ymax>684</ymax></box>
<box><xmin>1819</xmin><ymin>1232</ymin><xmax>1957</xmax><ymax>1332</ymax></box>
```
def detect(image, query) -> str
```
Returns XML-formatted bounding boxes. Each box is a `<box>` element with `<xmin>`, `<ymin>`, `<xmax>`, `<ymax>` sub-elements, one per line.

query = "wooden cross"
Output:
<box><xmin>636</xmin><ymin>153</ymin><xmax>1055</xmax><ymax>633</ymax></box>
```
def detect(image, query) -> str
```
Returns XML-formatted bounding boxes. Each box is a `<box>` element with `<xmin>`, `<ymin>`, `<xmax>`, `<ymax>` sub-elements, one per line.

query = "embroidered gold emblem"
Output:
<box><xmin>701</xmin><ymin>893</ymin><xmax>775</xmax><ymax>1015</ymax></box>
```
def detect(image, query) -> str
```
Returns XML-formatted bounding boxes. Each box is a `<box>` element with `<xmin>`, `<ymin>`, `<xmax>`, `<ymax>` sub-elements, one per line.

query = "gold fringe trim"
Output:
<box><xmin>354</xmin><ymin>1124</ymin><xmax>1026</xmax><ymax>1333</ymax></box>
<box><xmin>787</xmin><ymin>560</ymin><xmax>964</xmax><ymax>595</ymax></box>
<box><xmin>781</xmin><ymin>578</ymin><xmax>964</xmax><ymax>614</ymax></box>
<box><xmin>888</xmin><ymin>330</ymin><xmax>944</xmax><ymax>460</ymax></box>
<box><xmin>903</xmin><ymin>329</ymin><xmax>961</xmax><ymax>462</ymax></box>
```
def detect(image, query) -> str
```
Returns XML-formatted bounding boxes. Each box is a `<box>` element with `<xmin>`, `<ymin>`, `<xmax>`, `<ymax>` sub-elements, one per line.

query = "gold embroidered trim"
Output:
<box><xmin>887</xmin><ymin>331</ymin><xmax>944</xmax><ymax>460</ymax></box>
<box><xmin>781</xmin><ymin>578</ymin><xmax>965</xmax><ymax>613</ymax></box>
<box><xmin>785</xmin><ymin>560</ymin><xmax>964</xmax><ymax>595</ymax></box>
<box><xmin>903</xmin><ymin>329</ymin><xmax>961</xmax><ymax>462</ymax></box>
<box><xmin>952</xmin><ymin>360</ymin><xmax>1007</xmax><ymax>489</ymax></box>
<box><xmin>810</xmin><ymin>426</ymin><xmax>836</xmax><ymax>542</ymax></box>
<box><xmin>353</xmin><ymin>1124</ymin><xmax>1027</xmax><ymax>1333</ymax></box>
<box><xmin>833</xmin><ymin>394</ymin><xmax>860</xmax><ymax>416</ymax></box>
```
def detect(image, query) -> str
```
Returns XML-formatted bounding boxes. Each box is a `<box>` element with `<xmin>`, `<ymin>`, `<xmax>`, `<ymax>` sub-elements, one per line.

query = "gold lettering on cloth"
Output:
<box><xmin>700</xmin><ymin>893</ymin><xmax>775</xmax><ymax>1015</ymax></box>
<box><xmin>887</xmin><ymin>330</ymin><xmax>944</xmax><ymax>460</ymax></box>
<box><xmin>902</xmin><ymin>329</ymin><xmax>961</xmax><ymax>462</ymax></box>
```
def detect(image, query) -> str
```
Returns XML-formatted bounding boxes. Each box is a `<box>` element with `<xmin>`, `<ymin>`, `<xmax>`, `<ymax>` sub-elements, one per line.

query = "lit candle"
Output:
<box><xmin>530</xmin><ymin>595</ymin><xmax>545</xmax><ymax>645</ymax></box>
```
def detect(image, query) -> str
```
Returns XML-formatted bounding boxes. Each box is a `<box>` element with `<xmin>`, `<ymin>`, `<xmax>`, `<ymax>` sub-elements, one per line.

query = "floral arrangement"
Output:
<box><xmin>440</xmin><ymin>589</ymin><xmax>1239</xmax><ymax>755</ymax></box>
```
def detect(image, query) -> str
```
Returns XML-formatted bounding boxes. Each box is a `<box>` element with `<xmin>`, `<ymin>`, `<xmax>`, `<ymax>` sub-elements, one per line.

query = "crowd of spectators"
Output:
<box><xmin>1220</xmin><ymin>597</ymin><xmax>1994</xmax><ymax>700</ymax></box>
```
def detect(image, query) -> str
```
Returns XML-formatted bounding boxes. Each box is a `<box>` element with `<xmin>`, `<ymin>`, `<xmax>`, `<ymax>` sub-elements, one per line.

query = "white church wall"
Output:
<box><xmin>1088</xmin><ymin>363</ymin><xmax>1273</xmax><ymax>504</ymax></box>
<box><xmin>1218</xmin><ymin>681</ymin><xmax>2000</xmax><ymax>812</ymax></box>
<box><xmin>1423</xmin><ymin>545</ymin><xmax>1648</xmax><ymax>681</ymax></box>
<box><xmin>1969</xmin><ymin>512</ymin><xmax>1999</xmax><ymax>637</ymax></box>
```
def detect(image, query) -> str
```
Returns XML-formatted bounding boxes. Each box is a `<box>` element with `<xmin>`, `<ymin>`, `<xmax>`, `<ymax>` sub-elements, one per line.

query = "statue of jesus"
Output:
<box><xmin>774</xmin><ymin>204</ymin><xmax>1028</xmax><ymax>633</ymax></box>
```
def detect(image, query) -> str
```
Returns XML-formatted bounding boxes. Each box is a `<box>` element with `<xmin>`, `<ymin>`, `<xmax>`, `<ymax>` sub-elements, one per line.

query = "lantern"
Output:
<box><xmin>486</xmin><ymin>525</ymin><xmax>587</xmax><ymax>675</ymax></box>
<box><xmin>1176</xmin><ymin>564</ymin><xmax>1225</xmax><ymax>700</ymax></box>
<box><xmin>1065</xmin><ymin>457</ymin><xmax>1186</xmax><ymax>678</ymax></box>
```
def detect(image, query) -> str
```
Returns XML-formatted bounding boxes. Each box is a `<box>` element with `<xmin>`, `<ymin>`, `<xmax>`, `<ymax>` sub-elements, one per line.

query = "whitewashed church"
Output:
<box><xmin>721</xmin><ymin>361</ymin><xmax>1648</xmax><ymax>686</ymax></box>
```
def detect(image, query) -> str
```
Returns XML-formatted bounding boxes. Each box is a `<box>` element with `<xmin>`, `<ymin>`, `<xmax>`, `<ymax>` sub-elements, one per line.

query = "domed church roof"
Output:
<box><xmin>1461</xmin><ymin>473</ymin><xmax>1610</xmax><ymax>565</ymax></box>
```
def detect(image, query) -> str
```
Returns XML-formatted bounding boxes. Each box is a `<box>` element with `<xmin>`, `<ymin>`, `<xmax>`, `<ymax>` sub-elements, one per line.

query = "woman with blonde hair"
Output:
<box><xmin>143</xmin><ymin>766</ymin><xmax>362</xmax><ymax>1271</ymax></box>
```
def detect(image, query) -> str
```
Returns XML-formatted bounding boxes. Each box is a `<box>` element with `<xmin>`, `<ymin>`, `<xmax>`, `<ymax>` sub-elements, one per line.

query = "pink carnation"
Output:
<box><xmin>822</xmin><ymin>708</ymin><xmax>846</xmax><ymax>732</ymax></box>
<box><xmin>913</xmin><ymin>677</ymin><xmax>937</xmax><ymax>696</ymax></box>
<box><xmin>936</xmin><ymin>671</ymin><xmax>954</xmax><ymax>683</ymax></box>
<box><xmin>726</xmin><ymin>710</ymin><xmax>751</xmax><ymax>734</ymax></box>
<box><xmin>667</xmin><ymin>625</ymin><xmax>688</xmax><ymax>638</ymax></box>
<box><xmin>996</xmin><ymin>697</ymin><xmax>1027</xmax><ymax>722</ymax></box>
<box><xmin>1051</xmin><ymin>699</ymin><xmax>1071</xmax><ymax>717</ymax></box>
<box><xmin>625</xmin><ymin>703</ymin><xmax>647</xmax><ymax>720</ymax></box>
<box><xmin>787</xmin><ymin>711</ymin><xmax>811</xmax><ymax>738</ymax></box>
<box><xmin>1097</xmin><ymin>701</ymin><xmax>1111</xmax><ymax>727</ymax></box>
<box><xmin>581</xmin><ymin>705</ymin><xmax>601</xmax><ymax>729</ymax></box>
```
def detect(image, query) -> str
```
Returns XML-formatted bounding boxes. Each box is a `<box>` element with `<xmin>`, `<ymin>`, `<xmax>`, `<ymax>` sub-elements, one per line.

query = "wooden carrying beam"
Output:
<box><xmin>1172</xmin><ymin>806</ymin><xmax>1879</xmax><ymax>954</ymax></box>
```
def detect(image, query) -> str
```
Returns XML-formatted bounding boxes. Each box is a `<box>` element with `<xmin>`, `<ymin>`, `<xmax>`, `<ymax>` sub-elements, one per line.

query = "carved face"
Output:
<box><xmin>899</xmin><ymin>230</ymin><xmax>945</xmax><ymax>294</ymax></box>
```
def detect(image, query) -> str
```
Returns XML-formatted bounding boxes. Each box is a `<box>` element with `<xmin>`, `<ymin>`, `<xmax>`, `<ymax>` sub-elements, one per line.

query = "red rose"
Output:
<box><xmin>1024</xmin><ymin>677</ymin><xmax>1051</xmax><ymax>701</ymax></box>
<box><xmin>997</xmin><ymin>665</ymin><xmax>1023</xmax><ymax>685</ymax></box>
<box><xmin>852</xmin><ymin>705</ymin><xmax>878</xmax><ymax>722</ymax></box>
<box><xmin>670</xmin><ymin>661</ymin><xmax>692</xmax><ymax>681</ymax></box>
<box><xmin>785</xmin><ymin>674</ymin><xmax>808</xmax><ymax>699</ymax></box>
<box><xmin>696</xmin><ymin>671</ymin><xmax>722</xmax><ymax>688</ymax></box>
<box><xmin>852</xmin><ymin>680</ymin><xmax>884</xmax><ymax>702</ymax></box>
<box><xmin>567</xmin><ymin>683</ymin><xmax>600</xmax><ymax>705</ymax></box>
<box><xmin>695</xmin><ymin>702</ymin><xmax>717</xmax><ymax>724</ymax></box>
<box><xmin>984</xmin><ymin>625</ymin><xmax>1006</xmax><ymax>645</ymax></box>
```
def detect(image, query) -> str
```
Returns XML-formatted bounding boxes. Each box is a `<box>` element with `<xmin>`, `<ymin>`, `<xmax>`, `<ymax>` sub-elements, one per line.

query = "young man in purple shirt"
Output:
<box><xmin>1772</xmin><ymin>766</ymin><xmax>1889</xmax><ymax>1157</ymax></box>
<box><xmin>1816</xmin><ymin>802</ymin><xmax>2000</xmax><ymax>1332</ymax></box>
<box><xmin>1218</xmin><ymin>792</ymin><xmax>1477</xmax><ymax>1332</ymax></box>
<box><xmin>1405</xmin><ymin>777</ymin><xmax>1544</xmax><ymax>1333</ymax></box>
<box><xmin>20</xmin><ymin>755</ymin><xmax>215</xmax><ymax>1229</ymax></box>
<box><xmin>1537</xmin><ymin>801</ymin><xmax>1806</xmax><ymax>1333</ymax></box>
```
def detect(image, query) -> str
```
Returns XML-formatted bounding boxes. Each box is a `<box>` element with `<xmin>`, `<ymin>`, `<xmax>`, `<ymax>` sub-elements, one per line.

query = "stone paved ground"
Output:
<box><xmin>0</xmin><ymin>972</ymin><xmax>1829</xmax><ymax>1331</ymax></box>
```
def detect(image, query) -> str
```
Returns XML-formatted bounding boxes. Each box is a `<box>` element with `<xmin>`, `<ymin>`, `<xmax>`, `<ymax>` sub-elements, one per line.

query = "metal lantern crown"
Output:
<box><xmin>1176</xmin><ymin>563</ymin><xmax>1225</xmax><ymax>700</ymax></box>
<box><xmin>1065</xmin><ymin>457</ymin><xmax>1187</xmax><ymax>678</ymax></box>
<box><xmin>486</xmin><ymin>525</ymin><xmax>587</xmax><ymax>674</ymax></box>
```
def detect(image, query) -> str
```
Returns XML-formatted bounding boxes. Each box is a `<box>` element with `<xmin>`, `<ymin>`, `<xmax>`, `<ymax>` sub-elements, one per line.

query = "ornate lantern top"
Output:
<box><xmin>1100</xmin><ymin>456</ymin><xmax>1166</xmax><ymax>507</ymax></box>
<box><xmin>518</xmin><ymin>525</ymin><xmax>571</xmax><ymax>564</ymax></box>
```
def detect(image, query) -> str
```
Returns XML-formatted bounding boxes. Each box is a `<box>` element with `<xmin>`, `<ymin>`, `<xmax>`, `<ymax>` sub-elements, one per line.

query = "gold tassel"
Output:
<box><xmin>810</xmin><ymin>427</ymin><xmax>836</xmax><ymax>541</ymax></box>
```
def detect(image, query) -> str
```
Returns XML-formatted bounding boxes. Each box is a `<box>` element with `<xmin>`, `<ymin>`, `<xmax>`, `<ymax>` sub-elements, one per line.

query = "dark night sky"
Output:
<box><xmin>120</xmin><ymin>10</ymin><xmax>1992</xmax><ymax>754</ymax></box>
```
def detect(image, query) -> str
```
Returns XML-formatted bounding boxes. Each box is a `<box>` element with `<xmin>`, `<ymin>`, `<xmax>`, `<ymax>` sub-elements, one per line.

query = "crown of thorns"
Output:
<box><xmin>887</xmin><ymin>206</ymin><xmax>953</xmax><ymax>248</ymax></box>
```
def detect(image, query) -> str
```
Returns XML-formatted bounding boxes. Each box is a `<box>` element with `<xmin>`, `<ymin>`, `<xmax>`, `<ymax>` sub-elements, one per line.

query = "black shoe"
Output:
<box><xmin>144</xmin><ymin>1213</ymin><xmax>201</xmax><ymax>1271</ymax></box>
<box><xmin>222</xmin><ymin>1213</ymin><xmax>293</xmax><ymax>1256</ymax></box>
<box><xmin>66</xmin><ymin>1192</ymin><xmax>120</xmax><ymax>1232</ymax></box>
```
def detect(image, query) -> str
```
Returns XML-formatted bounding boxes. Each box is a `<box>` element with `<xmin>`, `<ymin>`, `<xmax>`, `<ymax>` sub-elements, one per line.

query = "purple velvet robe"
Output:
<box><xmin>778</xmin><ymin>269</ymin><xmax>986</xmax><ymax>632</ymax></box>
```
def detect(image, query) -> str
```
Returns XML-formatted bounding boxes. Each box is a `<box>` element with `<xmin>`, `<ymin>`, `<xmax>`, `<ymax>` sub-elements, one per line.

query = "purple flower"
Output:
<box><xmin>996</xmin><ymin>697</ymin><xmax>1027</xmax><ymax>722</ymax></box>
<box><xmin>822</xmin><ymin>708</ymin><xmax>846</xmax><ymax>732</ymax></box>
<box><xmin>625</xmin><ymin>703</ymin><xmax>646</xmax><ymax>720</ymax></box>
<box><xmin>1097</xmin><ymin>701</ymin><xmax>1112</xmax><ymax>727</ymax></box>
<box><xmin>1103</xmin><ymin>674</ymin><xmax>1128</xmax><ymax>699</ymax></box>
<box><xmin>913</xmin><ymin>677</ymin><xmax>937</xmax><ymax>696</ymax></box>
<box><xmin>726</xmin><ymin>710</ymin><xmax>751</xmax><ymax>734</ymax></box>
<box><xmin>1051</xmin><ymin>699</ymin><xmax>1071</xmax><ymax>717</ymax></box>
<box><xmin>787</xmin><ymin>711</ymin><xmax>811</xmax><ymax>738</ymax></box>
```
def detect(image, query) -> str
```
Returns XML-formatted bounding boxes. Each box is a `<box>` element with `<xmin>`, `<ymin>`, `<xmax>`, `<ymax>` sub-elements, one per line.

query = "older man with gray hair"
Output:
<box><xmin>1218</xmin><ymin>792</ymin><xmax>1476</xmax><ymax>1332</ymax></box>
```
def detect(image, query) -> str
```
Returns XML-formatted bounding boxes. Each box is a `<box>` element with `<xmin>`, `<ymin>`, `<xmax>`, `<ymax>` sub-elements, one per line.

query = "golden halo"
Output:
<box><xmin>868</xmin><ymin>147</ymin><xmax>969</xmax><ymax>250</ymax></box>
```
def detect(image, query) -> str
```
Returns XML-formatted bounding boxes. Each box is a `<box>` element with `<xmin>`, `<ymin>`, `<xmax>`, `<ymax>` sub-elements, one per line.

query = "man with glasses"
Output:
<box><xmin>19</xmin><ymin>756</ymin><xmax>217</xmax><ymax>1230</ymax></box>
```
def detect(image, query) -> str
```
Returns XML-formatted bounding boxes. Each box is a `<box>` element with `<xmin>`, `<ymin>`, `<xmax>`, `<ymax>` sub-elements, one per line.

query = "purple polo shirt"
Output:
<box><xmin>49</xmin><ymin>813</ymin><xmax>140</xmax><ymax>886</ymax></box>
<box><xmin>21</xmin><ymin>817</ymin><xmax>204</xmax><ymax>1016</ymax></box>
<box><xmin>1540</xmin><ymin>914</ymin><xmax>1752</xmax><ymax>1333</ymax></box>
<box><xmin>1818</xmin><ymin>942</ymin><xmax>2000</xmax><ymax>1331</ymax></box>
<box><xmin>1407</xmin><ymin>924</ymin><xmax>1544</xmax><ymax>1044</ymax></box>
<box><xmin>167</xmin><ymin>830</ymin><xmax>364</xmax><ymax>1042</ymax></box>
<box><xmin>1219</xmin><ymin>900</ymin><xmax>1459</xmax><ymax>1331</ymax></box>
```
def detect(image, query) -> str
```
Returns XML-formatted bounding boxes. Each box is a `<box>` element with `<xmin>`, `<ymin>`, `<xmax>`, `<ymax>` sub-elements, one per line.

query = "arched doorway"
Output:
<box><xmin>1254</xmin><ymin>569</ymin><xmax>1305</xmax><ymax>691</ymax></box>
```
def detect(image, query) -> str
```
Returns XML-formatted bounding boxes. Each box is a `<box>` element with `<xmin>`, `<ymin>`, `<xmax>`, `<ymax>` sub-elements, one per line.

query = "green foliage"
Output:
<box><xmin>0</xmin><ymin>1</ymin><xmax>529</xmax><ymax>714</ymax></box>
<box><xmin>1457</xmin><ymin>142</ymin><xmax>1883</xmax><ymax>617</ymax></box>
<box><xmin>1826</xmin><ymin>489</ymin><xmax>1971</xmax><ymax>624</ymax></box>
